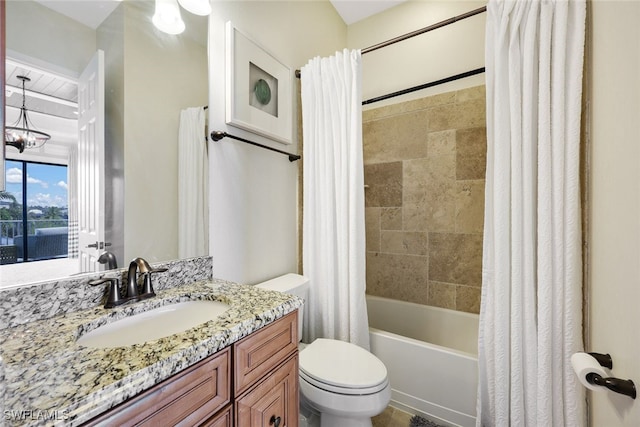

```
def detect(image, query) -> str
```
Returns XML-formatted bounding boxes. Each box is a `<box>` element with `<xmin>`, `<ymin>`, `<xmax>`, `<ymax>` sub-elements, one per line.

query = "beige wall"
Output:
<box><xmin>121</xmin><ymin>1</ymin><xmax>208</xmax><ymax>263</ymax></box>
<box><xmin>347</xmin><ymin>0</ymin><xmax>486</xmax><ymax>108</ymax></box>
<box><xmin>589</xmin><ymin>1</ymin><xmax>640</xmax><ymax>425</ymax></box>
<box><xmin>364</xmin><ymin>86</ymin><xmax>486</xmax><ymax>314</ymax></box>
<box><xmin>208</xmin><ymin>1</ymin><xmax>346</xmax><ymax>284</ymax></box>
<box><xmin>98</xmin><ymin>4</ymin><xmax>126</xmax><ymax>265</ymax></box>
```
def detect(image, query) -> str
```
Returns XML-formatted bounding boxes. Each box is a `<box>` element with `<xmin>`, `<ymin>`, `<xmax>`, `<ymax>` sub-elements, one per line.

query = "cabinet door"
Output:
<box><xmin>235</xmin><ymin>355</ymin><xmax>298</xmax><ymax>427</ymax></box>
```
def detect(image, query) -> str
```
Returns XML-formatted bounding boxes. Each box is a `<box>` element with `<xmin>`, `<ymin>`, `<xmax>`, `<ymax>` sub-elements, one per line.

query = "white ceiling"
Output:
<box><xmin>330</xmin><ymin>0</ymin><xmax>406</xmax><ymax>25</ymax></box>
<box><xmin>33</xmin><ymin>0</ymin><xmax>122</xmax><ymax>30</ymax></box>
<box><xmin>5</xmin><ymin>60</ymin><xmax>78</xmax><ymax>120</ymax></box>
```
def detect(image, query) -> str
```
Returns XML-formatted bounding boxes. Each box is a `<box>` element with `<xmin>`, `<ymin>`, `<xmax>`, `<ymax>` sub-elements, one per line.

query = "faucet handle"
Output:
<box><xmin>140</xmin><ymin>267</ymin><xmax>168</xmax><ymax>299</ymax></box>
<box><xmin>89</xmin><ymin>277</ymin><xmax>124</xmax><ymax>308</ymax></box>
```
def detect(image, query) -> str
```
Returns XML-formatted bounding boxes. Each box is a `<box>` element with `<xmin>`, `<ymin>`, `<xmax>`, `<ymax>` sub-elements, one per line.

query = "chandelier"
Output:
<box><xmin>5</xmin><ymin>75</ymin><xmax>51</xmax><ymax>153</ymax></box>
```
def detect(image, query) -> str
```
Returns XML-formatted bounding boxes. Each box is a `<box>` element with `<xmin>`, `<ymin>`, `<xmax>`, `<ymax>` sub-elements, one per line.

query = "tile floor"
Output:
<box><xmin>372</xmin><ymin>406</ymin><xmax>414</xmax><ymax>427</ymax></box>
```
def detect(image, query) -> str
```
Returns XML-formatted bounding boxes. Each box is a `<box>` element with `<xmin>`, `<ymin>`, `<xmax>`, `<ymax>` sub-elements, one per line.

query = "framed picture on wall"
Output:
<box><xmin>225</xmin><ymin>21</ymin><xmax>292</xmax><ymax>145</ymax></box>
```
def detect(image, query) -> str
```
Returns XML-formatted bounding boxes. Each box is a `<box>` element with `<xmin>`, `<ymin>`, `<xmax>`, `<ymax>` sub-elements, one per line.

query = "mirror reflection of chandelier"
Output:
<box><xmin>5</xmin><ymin>75</ymin><xmax>52</xmax><ymax>153</ymax></box>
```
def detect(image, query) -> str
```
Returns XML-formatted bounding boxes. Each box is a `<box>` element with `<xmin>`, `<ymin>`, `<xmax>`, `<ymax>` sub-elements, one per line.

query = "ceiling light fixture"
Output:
<box><xmin>5</xmin><ymin>75</ymin><xmax>51</xmax><ymax>153</ymax></box>
<box><xmin>153</xmin><ymin>0</ymin><xmax>186</xmax><ymax>35</ymax></box>
<box><xmin>153</xmin><ymin>0</ymin><xmax>211</xmax><ymax>35</ymax></box>
<box><xmin>177</xmin><ymin>0</ymin><xmax>211</xmax><ymax>16</ymax></box>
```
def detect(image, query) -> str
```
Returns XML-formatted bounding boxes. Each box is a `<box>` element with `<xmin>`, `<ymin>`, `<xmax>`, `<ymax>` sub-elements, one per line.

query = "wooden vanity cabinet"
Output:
<box><xmin>82</xmin><ymin>310</ymin><xmax>299</xmax><ymax>427</ymax></box>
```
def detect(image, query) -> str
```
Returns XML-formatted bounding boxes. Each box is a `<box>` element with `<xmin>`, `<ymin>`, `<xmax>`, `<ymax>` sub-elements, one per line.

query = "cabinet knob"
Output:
<box><xmin>269</xmin><ymin>415</ymin><xmax>281</xmax><ymax>427</ymax></box>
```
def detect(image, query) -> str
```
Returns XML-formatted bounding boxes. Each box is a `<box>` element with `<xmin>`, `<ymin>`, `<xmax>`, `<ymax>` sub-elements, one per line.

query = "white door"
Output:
<box><xmin>77</xmin><ymin>50</ymin><xmax>105</xmax><ymax>273</ymax></box>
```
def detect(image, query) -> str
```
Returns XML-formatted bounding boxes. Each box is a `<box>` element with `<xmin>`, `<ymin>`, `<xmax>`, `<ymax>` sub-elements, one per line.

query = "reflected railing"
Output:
<box><xmin>0</xmin><ymin>219</ymin><xmax>69</xmax><ymax>263</ymax></box>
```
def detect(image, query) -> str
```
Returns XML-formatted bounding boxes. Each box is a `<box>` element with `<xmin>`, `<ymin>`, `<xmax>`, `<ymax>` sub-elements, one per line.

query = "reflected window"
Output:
<box><xmin>1</xmin><ymin>160</ymin><xmax>69</xmax><ymax>263</ymax></box>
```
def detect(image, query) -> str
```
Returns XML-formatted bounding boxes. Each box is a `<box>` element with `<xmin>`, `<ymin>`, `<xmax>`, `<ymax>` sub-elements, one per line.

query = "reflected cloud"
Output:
<box><xmin>27</xmin><ymin>176</ymin><xmax>49</xmax><ymax>188</ymax></box>
<box><xmin>28</xmin><ymin>193</ymin><xmax>67</xmax><ymax>207</ymax></box>
<box><xmin>6</xmin><ymin>167</ymin><xmax>22</xmax><ymax>183</ymax></box>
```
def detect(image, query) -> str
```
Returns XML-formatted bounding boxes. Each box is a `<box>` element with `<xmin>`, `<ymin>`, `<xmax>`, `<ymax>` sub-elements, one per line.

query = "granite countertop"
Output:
<box><xmin>0</xmin><ymin>279</ymin><xmax>302</xmax><ymax>426</ymax></box>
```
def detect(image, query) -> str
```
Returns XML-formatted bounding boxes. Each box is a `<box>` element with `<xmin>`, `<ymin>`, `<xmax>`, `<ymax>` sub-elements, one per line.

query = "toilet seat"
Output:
<box><xmin>299</xmin><ymin>338</ymin><xmax>388</xmax><ymax>395</ymax></box>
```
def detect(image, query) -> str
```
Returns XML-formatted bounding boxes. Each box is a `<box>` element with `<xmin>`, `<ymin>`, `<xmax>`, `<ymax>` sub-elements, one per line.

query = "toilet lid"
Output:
<box><xmin>299</xmin><ymin>338</ymin><xmax>388</xmax><ymax>395</ymax></box>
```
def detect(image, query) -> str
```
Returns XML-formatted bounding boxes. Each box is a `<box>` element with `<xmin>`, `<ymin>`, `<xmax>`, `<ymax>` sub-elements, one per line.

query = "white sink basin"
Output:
<box><xmin>77</xmin><ymin>300</ymin><xmax>230</xmax><ymax>348</ymax></box>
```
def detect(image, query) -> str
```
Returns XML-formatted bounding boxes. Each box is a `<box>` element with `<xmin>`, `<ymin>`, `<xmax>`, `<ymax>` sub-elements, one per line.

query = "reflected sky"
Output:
<box><xmin>4</xmin><ymin>160</ymin><xmax>68</xmax><ymax>208</ymax></box>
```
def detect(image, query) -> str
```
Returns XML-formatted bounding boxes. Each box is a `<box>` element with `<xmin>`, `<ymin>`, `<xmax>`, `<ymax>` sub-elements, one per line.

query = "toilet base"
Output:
<box><xmin>300</xmin><ymin>380</ymin><xmax>390</xmax><ymax>427</ymax></box>
<box><xmin>301</xmin><ymin>397</ymin><xmax>373</xmax><ymax>427</ymax></box>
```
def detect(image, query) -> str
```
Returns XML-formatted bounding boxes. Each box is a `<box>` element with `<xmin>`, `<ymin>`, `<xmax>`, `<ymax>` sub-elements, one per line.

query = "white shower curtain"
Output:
<box><xmin>178</xmin><ymin>107</ymin><xmax>209</xmax><ymax>258</ymax></box>
<box><xmin>301</xmin><ymin>49</ymin><xmax>370</xmax><ymax>349</ymax></box>
<box><xmin>477</xmin><ymin>1</ymin><xmax>586</xmax><ymax>426</ymax></box>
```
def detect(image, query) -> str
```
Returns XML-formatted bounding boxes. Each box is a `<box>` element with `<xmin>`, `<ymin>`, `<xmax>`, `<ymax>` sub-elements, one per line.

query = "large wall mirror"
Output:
<box><xmin>0</xmin><ymin>0</ymin><xmax>208</xmax><ymax>288</ymax></box>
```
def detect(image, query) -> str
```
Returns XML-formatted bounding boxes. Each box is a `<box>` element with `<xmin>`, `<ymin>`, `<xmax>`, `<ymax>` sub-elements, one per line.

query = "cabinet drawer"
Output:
<box><xmin>235</xmin><ymin>355</ymin><xmax>299</xmax><ymax>427</ymax></box>
<box><xmin>84</xmin><ymin>348</ymin><xmax>230</xmax><ymax>427</ymax></box>
<box><xmin>234</xmin><ymin>311</ymin><xmax>298</xmax><ymax>396</ymax></box>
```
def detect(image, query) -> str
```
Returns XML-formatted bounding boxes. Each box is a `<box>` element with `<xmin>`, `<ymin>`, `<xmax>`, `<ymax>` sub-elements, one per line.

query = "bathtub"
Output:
<box><xmin>367</xmin><ymin>295</ymin><xmax>479</xmax><ymax>427</ymax></box>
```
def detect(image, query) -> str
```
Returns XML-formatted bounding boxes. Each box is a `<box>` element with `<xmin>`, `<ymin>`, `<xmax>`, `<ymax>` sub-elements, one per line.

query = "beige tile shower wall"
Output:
<box><xmin>364</xmin><ymin>86</ymin><xmax>486</xmax><ymax>314</ymax></box>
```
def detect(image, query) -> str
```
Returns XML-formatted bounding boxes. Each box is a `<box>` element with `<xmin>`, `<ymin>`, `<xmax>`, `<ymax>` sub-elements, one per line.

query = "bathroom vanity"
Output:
<box><xmin>83</xmin><ymin>311</ymin><xmax>299</xmax><ymax>426</ymax></box>
<box><xmin>0</xmin><ymin>260</ymin><xmax>302</xmax><ymax>427</ymax></box>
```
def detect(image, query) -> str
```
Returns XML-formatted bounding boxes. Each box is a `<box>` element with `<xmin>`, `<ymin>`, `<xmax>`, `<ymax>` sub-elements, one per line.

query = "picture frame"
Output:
<box><xmin>225</xmin><ymin>22</ymin><xmax>292</xmax><ymax>145</ymax></box>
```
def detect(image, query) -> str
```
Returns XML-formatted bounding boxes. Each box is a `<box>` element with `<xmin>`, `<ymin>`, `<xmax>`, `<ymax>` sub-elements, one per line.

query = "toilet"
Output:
<box><xmin>255</xmin><ymin>273</ymin><xmax>391</xmax><ymax>427</ymax></box>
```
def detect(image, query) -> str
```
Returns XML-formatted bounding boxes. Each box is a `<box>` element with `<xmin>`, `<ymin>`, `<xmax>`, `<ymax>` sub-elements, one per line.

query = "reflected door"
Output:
<box><xmin>77</xmin><ymin>50</ymin><xmax>105</xmax><ymax>272</ymax></box>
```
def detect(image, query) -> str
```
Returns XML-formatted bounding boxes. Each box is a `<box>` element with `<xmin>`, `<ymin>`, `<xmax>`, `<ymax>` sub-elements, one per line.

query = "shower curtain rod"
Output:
<box><xmin>294</xmin><ymin>5</ymin><xmax>487</xmax><ymax>78</ymax></box>
<box><xmin>210</xmin><ymin>131</ymin><xmax>301</xmax><ymax>162</ymax></box>
<box><xmin>361</xmin><ymin>5</ymin><xmax>486</xmax><ymax>54</ymax></box>
<box><xmin>362</xmin><ymin>67</ymin><xmax>485</xmax><ymax>105</ymax></box>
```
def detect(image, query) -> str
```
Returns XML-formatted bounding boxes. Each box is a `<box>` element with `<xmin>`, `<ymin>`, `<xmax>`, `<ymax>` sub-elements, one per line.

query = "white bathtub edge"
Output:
<box><xmin>369</xmin><ymin>327</ymin><xmax>477</xmax><ymax>360</ymax></box>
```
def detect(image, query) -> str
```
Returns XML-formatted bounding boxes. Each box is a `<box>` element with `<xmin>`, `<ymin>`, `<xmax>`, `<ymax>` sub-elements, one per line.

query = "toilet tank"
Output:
<box><xmin>255</xmin><ymin>273</ymin><xmax>309</xmax><ymax>342</ymax></box>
